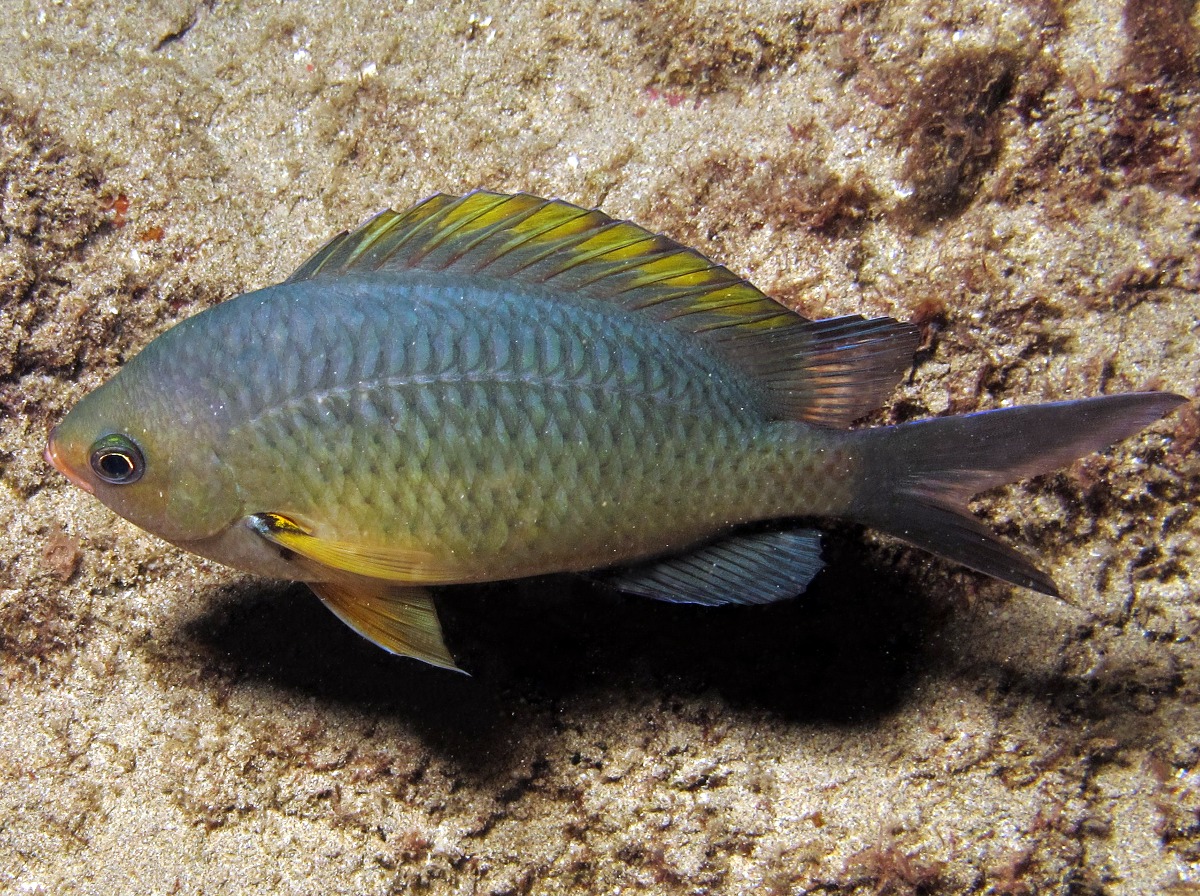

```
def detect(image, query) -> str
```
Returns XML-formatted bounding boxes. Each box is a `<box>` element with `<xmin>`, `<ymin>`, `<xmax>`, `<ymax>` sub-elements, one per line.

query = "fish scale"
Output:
<box><xmin>46</xmin><ymin>191</ymin><xmax>1186</xmax><ymax>670</ymax></box>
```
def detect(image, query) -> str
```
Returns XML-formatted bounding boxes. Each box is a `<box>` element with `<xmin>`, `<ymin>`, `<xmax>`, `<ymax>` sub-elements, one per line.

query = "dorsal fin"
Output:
<box><xmin>288</xmin><ymin>191</ymin><xmax>918</xmax><ymax>426</ymax></box>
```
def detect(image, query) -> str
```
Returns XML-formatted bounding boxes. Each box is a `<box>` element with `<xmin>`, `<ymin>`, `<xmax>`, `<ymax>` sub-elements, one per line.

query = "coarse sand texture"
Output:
<box><xmin>2</xmin><ymin>1</ymin><xmax>1199</xmax><ymax>893</ymax></box>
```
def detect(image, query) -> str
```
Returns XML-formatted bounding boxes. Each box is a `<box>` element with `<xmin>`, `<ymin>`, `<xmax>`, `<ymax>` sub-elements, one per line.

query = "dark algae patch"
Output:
<box><xmin>1122</xmin><ymin>0</ymin><xmax>1200</xmax><ymax>88</ymax></box>
<box><xmin>650</xmin><ymin>144</ymin><xmax>880</xmax><ymax>248</ymax></box>
<box><xmin>896</xmin><ymin>48</ymin><xmax>1018</xmax><ymax>225</ymax></box>
<box><xmin>1099</xmin><ymin>0</ymin><xmax>1200</xmax><ymax>199</ymax></box>
<box><xmin>632</xmin><ymin>0</ymin><xmax>814</xmax><ymax>95</ymax></box>
<box><xmin>0</xmin><ymin>91</ymin><xmax>106</xmax><ymax>383</ymax></box>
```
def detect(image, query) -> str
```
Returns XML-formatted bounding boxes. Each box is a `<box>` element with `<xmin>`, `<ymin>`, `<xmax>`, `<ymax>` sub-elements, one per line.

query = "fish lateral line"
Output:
<box><xmin>229</xmin><ymin>366</ymin><xmax>700</xmax><ymax>433</ymax></box>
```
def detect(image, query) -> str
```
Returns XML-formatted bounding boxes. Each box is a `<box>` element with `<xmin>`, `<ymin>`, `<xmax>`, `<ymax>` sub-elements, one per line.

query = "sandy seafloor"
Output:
<box><xmin>1</xmin><ymin>0</ymin><xmax>1199</xmax><ymax>893</ymax></box>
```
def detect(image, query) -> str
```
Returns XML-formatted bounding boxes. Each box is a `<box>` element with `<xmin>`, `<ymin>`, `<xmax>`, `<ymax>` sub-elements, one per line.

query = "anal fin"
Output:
<box><xmin>308</xmin><ymin>580</ymin><xmax>463</xmax><ymax>673</ymax></box>
<box><xmin>606</xmin><ymin>528</ymin><xmax>824</xmax><ymax>606</ymax></box>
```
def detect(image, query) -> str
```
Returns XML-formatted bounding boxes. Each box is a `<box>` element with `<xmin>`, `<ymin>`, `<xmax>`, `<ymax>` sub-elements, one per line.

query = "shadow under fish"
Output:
<box><xmin>180</xmin><ymin>532</ymin><xmax>933</xmax><ymax>729</ymax></box>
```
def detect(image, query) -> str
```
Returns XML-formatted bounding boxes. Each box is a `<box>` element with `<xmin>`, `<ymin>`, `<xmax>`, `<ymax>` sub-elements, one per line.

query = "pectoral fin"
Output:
<box><xmin>308</xmin><ymin>580</ymin><xmax>463</xmax><ymax>672</ymax></box>
<box><xmin>249</xmin><ymin>512</ymin><xmax>464</xmax><ymax>584</ymax></box>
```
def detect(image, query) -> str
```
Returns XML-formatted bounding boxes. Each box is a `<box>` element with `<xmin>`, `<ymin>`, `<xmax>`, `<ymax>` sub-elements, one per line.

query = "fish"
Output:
<box><xmin>45</xmin><ymin>191</ymin><xmax>1187</xmax><ymax>671</ymax></box>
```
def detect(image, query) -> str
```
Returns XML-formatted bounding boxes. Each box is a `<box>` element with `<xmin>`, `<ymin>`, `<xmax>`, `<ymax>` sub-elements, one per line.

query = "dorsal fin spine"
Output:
<box><xmin>616</xmin><ymin>263</ymin><xmax>719</xmax><ymax>295</ymax></box>
<box><xmin>531</xmin><ymin>223</ymin><xmax>631</xmax><ymax>278</ymax></box>
<box><xmin>507</xmin><ymin>204</ymin><xmax>604</xmax><ymax>252</ymax></box>
<box><xmin>695</xmin><ymin>311</ymin><xmax>795</xmax><ymax>333</ymax></box>
<box><xmin>620</xmin><ymin>280</ymin><xmax>728</xmax><ymax>307</ymax></box>
<box><xmin>658</xmin><ymin>289</ymin><xmax>775</xmax><ymax>324</ymax></box>
<box><xmin>486</xmin><ymin>216</ymin><xmax>611</xmax><ymax>278</ymax></box>
<box><xmin>347</xmin><ymin>212</ymin><xmax>407</xmax><ymax>265</ymax></box>
<box><xmin>346</xmin><ymin>217</ymin><xmax>422</xmax><ymax>271</ymax></box>
<box><xmin>285</xmin><ymin>231</ymin><xmax>352</xmax><ymax>281</ymax></box>
<box><xmin>466</xmin><ymin>204</ymin><xmax>600</xmax><ymax>277</ymax></box>
<box><xmin>359</xmin><ymin>194</ymin><xmax>461</xmax><ymax>269</ymax></box>
<box><xmin>398</xmin><ymin>194</ymin><xmax>514</xmax><ymax>267</ymax></box>
<box><xmin>627</xmin><ymin>254</ymin><xmax>715</xmax><ymax>286</ymax></box>
<box><xmin>569</xmin><ymin>253</ymin><xmax>674</xmax><ymax>290</ymax></box>
<box><xmin>443</xmin><ymin>198</ymin><xmax>550</xmax><ymax>271</ymax></box>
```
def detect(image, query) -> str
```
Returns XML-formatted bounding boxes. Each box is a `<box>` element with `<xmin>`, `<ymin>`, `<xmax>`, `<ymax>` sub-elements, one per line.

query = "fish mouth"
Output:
<box><xmin>45</xmin><ymin>427</ymin><xmax>95</xmax><ymax>496</ymax></box>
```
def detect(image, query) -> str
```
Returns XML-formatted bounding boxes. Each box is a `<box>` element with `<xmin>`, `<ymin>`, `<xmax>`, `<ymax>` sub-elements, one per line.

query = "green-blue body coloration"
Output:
<box><xmin>119</xmin><ymin>272</ymin><xmax>851</xmax><ymax>575</ymax></box>
<box><xmin>47</xmin><ymin>191</ymin><xmax>1187</xmax><ymax>670</ymax></box>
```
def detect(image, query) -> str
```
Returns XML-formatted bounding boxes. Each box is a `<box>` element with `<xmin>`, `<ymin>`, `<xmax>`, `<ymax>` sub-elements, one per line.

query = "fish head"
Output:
<box><xmin>45</xmin><ymin>357</ymin><xmax>243</xmax><ymax>547</ymax></box>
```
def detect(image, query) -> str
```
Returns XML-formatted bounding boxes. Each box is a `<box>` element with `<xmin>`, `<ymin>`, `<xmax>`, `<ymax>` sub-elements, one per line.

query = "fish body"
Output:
<box><xmin>46</xmin><ymin>191</ymin><xmax>1187</xmax><ymax>670</ymax></box>
<box><xmin>187</xmin><ymin>273</ymin><xmax>854</xmax><ymax>577</ymax></box>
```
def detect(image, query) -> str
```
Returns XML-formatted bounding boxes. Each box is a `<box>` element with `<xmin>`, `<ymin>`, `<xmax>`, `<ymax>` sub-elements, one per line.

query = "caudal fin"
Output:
<box><xmin>851</xmin><ymin>392</ymin><xmax>1187</xmax><ymax>595</ymax></box>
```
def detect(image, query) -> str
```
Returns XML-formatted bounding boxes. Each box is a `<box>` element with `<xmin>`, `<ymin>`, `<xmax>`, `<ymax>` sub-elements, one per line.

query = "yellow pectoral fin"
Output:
<box><xmin>249</xmin><ymin>513</ymin><xmax>464</xmax><ymax>584</ymax></box>
<box><xmin>309</xmin><ymin>581</ymin><xmax>463</xmax><ymax>673</ymax></box>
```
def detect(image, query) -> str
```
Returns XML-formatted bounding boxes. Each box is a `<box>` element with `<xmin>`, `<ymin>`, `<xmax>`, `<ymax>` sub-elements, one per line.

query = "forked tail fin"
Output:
<box><xmin>849</xmin><ymin>392</ymin><xmax>1187</xmax><ymax>594</ymax></box>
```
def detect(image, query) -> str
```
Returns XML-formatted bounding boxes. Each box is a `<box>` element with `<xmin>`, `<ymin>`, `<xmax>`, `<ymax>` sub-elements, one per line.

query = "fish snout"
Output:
<box><xmin>45</xmin><ymin>425</ymin><xmax>95</xmax><ymax>495</ymax></box>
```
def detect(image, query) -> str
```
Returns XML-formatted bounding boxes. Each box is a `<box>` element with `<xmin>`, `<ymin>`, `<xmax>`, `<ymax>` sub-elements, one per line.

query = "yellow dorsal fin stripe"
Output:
<box><xmin>402</xmin><ymin>191</ymin><xmax>518</xmax><ymax>265</ymax></box>
<box><xmin>285</xmin><ymin>191</ymin><xmax>794</xmax><ymax>336</ymax></box>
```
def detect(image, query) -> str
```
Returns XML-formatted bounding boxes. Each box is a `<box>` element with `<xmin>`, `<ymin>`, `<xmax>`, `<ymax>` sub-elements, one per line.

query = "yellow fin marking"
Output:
<box><xmin>249</xmin><ymin>513</ymin><xmax>465</xmax><ymax>584</ymax></box>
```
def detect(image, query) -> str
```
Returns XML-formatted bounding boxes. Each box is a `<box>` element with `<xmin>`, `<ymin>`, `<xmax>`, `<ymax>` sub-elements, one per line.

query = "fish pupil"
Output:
<box><xmin>99</xmin><ymin>453</ymin><xmax>132</xmax><ymax>479</ymax></box>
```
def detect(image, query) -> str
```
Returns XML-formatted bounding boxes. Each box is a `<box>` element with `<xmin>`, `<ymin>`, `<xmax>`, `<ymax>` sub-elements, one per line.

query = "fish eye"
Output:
<box><xmin>89</xmin><ymin>434</ymin><xmax>145</xmax><ymax>485</ymax></box>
